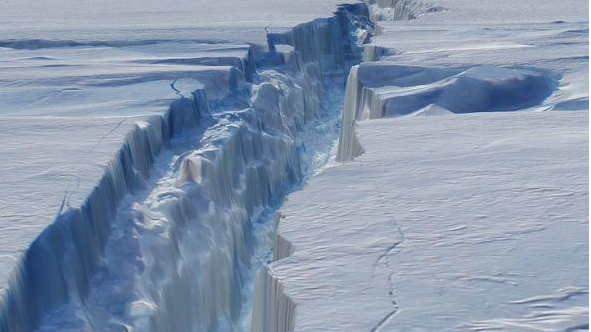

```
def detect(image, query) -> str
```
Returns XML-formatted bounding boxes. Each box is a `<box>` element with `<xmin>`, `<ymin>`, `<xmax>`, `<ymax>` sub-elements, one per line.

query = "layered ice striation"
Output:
<box><xmin>0</xmin><ymin>91</ymin><xmax>208</xmax><ymax>332</ymax></box>
<box><xmin>0</xmin><ymin>3</ymin><xmax>372</xmax><ymax>332</ymax></box>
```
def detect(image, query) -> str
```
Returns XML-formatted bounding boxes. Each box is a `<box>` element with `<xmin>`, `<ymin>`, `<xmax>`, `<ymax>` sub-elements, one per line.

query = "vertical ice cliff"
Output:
<box><xmin>335</xmin><ymin>65</ymin><xmax>365</xmax><ymax>161</ymax></box>
<box><xmin>335</xmin><ymin>63</ymin><xmax>557</xmax><ymax>161</ymax></box>
<box><xmin>0</xmin><ymin>3</ymin><xmax>373</xmax><ymax>332</ymax></box>
<box><xmin>0</xmin><ymin>90</ymin><xmax>207</xmax><ymax>332</ymax></box>
<box><xmin>250</xmin><ymin>265</ymin><xmax>296</xmax><ymax>332</ymax></box>
<box><xmin>250</xmin><ymin>0</ymin><xmax>588</xmax><ymax>331</ymax></box>
<box><xmin>335</xmin><ymin>0</ymin><xmax>443</xmax><ymax>162</ymax></box>
<box><xmin>249</xmin><ymin>5</ymin><xmax>373</xmax><ymax>332</ymax></box>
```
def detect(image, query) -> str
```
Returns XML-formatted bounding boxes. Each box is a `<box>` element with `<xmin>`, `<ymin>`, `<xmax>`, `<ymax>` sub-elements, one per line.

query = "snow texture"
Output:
<box><xmin>269</xmin><ymin>111</ymin><xmax>588</xmax><ymax>331</ymax></box>
<box><xmin>256</xmin><ymin>0</ymin><xmax>589</xmax><ymax>331</ymax></box>
<box><xmin>0</xmin><ymin>1</ymin><xmax>373</xmax><ymax>331</ymax></box>
<box><xmin>0</xmin><ymin>0</ymin><xmax>587</xmax><ymax>331</ymax></box>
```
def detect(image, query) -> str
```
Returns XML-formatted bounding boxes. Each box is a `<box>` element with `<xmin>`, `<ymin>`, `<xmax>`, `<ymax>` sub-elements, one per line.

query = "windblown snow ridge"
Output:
<box><xmin>0</xmin><ymin>3</ymin><xmax>372</xmax><ymax>332</ymax></box>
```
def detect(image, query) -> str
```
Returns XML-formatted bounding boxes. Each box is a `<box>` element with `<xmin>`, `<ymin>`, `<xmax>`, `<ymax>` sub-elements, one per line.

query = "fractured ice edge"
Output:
<box><xmin>259</xmin><ymin>0</ymin><xmax>588</xmax><ymax>331</ymax></box>
<box><xmin>0</xmin><ymin>4</ymin><xmax>373</xmax><ymax>332</ymax></box>
<box><xmin>0</xmin><ymin>0</ymin><xmax>588</xmax><ymax>331</ymax></box>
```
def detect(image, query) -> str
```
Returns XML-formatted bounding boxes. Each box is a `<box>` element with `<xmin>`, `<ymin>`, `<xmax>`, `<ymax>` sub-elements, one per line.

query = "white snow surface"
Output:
<box><xmin>0</xmin><ymin>1</ymin><xmax>372</xmax><ymax>331</ymax></box>
<box><xmin>0</xmin><ymin>0</ymin><xmax>588</xmax><ymax>331</ymax></box>
<box><xmin>0</xmin><ymin>0</ymin><xmax>358</xmax><ymax>44</ymax></box>
<box><xmin>0</xmin><ymin>40</ymin><xmax>250</xmax><ymax>291</ymax></box>
<box><xmin>0</xmin><ymin>117</ymin><xmax>140</xmax><ymax>289</ymax></box>
<box><xmin>255</xmin><ymin>0</ymin><xmax>589</xmax><ymax>331</ymax></box>
<box><xmin>270</xmin><ymin>111</ymin><xmax>589</xmax><ymax>331</ymax></box>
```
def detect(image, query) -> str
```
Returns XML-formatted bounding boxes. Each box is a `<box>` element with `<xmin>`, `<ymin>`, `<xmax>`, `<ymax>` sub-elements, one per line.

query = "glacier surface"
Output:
<box><xmin>256</xmin><ymin>0</ymin><xmax>589</xmax><ymax>331</ymax></box>
<box><xmin>0</xmin><ymin>1</ymin><xmax>373</xmax><ymax>331</ymax></box>
<box><xmin>269</xmin><ymin>111</ymin><xmax>588</xmax><ymax>331</ymax></box>
<box><xmin>0</xmin><ymin>0</ymin><xmax>587</xmax><ymax>331</ymax></box>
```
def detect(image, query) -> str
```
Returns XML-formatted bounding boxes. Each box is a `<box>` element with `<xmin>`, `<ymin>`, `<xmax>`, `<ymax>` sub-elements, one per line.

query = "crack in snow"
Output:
<box><xmin>367</xmin><ymin>175</ymin><xmax>406</xmax><ymax>331</ymax></box>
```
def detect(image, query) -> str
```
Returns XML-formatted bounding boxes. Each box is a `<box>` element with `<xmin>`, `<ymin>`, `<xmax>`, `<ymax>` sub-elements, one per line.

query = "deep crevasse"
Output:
<box><xmin>0</xmin><ymin>3</ymin><xmax>372</xmax><ymax>332</ymax></box>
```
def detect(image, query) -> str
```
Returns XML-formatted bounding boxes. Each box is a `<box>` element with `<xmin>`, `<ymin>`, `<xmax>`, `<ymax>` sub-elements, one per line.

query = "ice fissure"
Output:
<box><xmin>0</xmin><ymin>3</ymin><xmax>372</xmax><ymax>332</ymax></box>
<box><xmin>259</xmin><ymin>2</ymin><xmax>569</xmax><ymax>331</ymax></box>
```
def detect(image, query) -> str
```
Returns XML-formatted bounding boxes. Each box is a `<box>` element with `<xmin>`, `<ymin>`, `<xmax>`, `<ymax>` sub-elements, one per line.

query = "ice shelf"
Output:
<box><xmin>0</xmin><ymin>0</ymin><xmax>588</xmax><ymax>331</ymax></box>
<box><xmin>257</xmin><ymin>0</ymin><xmax>589</xmax><ymax>331</ymax></box>
<box><xmin>0</xmin><ymin>1</ymin><xmax>374</xmax><ymax>331</ymax></box>
<box><xmin>267</xmin><ymin>111</ymin><xmax>588</xmax><ymax>331</ymax></box>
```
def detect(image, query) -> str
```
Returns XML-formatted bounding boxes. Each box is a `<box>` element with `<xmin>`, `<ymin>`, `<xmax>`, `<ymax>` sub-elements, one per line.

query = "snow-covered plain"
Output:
<box><xmin>265</xmin><ymin>111</ymin><xmax>588</xmax><ymax>331</ymax></box>
<box><xmin>255</xmin><ymin>0</ymin><xmax>589</xmax><ymax>331</ymax></box>
<box><xmin>0</xmin><ymin>0</ymin><xmax>588</xmax><ymax>331</ymax></box>
<box><xmin>0</xmin><ymin>1</ymin><xmax>374</xmax><ymax>331</ymax></box>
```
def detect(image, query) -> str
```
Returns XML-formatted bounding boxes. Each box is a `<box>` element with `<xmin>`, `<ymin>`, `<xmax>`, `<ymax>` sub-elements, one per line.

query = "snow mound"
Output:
<box><xmin>380</xmin><ymin>66</ymin><xmax>556</xmax><ymax>117</ymax></box>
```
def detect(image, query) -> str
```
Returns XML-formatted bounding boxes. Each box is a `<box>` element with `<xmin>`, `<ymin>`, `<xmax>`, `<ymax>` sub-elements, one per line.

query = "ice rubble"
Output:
<box><xmin>0</xmin><ymin>40</ymin><xmax>257</xmax><ymax>332</ymax></box>
<box><xmin>0</xmin><ymin>3</ymin><xmax>372</xmax><ymax>332</ymax></box>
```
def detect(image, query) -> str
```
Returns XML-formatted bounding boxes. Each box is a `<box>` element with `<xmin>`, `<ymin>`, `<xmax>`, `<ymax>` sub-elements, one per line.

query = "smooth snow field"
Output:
<box><xmin>270</xmin><ymin>111</ymin><xmax>588</xmax><ymax>331</ymax></box>
<box><xmin>0</xmin><ymin>0</ymin><xmax>588</xmax><ymax>331</ymax></box>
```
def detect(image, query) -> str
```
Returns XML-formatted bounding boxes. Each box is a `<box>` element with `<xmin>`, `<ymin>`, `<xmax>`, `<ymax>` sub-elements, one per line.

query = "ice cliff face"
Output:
<box><xmin>0</xmin><ymin>3</ymin><xmax>372</xmax><ymax>332</ymax></box>
<box><xmin>336</xmin><ymin>64</ymin><xmax>557</xmax><ymax>161</ymax></box>
<box><xmin>256</xmin><ymin>0</ymin><xmax>588</xmax><ymax>330</ymax></box>
<box><xmin>0</xmin><ymin>89</ymin><xmax>208</xmax><ymax>332</ymax></box>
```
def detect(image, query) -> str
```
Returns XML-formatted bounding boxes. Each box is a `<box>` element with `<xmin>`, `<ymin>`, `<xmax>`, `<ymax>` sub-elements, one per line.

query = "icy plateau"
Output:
<box><xmin>0</xmin><ymin>0</ymin><xmax>588</xmax><ymax>331</ymax></box>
